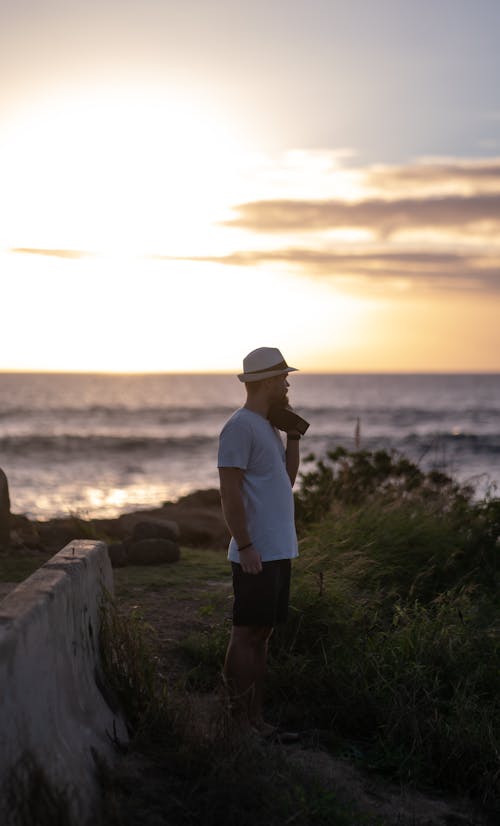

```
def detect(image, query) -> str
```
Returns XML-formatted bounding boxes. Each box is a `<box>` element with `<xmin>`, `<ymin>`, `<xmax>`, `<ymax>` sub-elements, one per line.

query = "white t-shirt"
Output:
<box><xmin>217</xmin><ymin>407</ymin><xmax>298</xmax><ymax>563</ymax></box>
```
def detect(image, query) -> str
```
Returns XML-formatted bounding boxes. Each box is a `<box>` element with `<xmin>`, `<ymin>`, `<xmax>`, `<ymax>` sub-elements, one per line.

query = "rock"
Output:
<box><xmin>127</xmin><ymin>538</ymin><xmax>180</xmax><ymax>566</ymax></box>
<box><xmin>0</xmin><ymin>468</ymin><xmax>11</xmax><ymax>550</ymax></box>
<box><xmin>114</xmin><ymin>491</ymin><xmax>229</xmax><ymax>549</ymax></box>
<box><xmin>131</xmin><ymin>519</ymin><xmax>179</xmax><ymax>543</ymax></box>
<box><xmin>174</xmin><ymin>510</ymin><xmax>230</xmax><ymax>548</ymax></box>
<box><xmin>175</xmin><ymin>489</ymin><xmax>221</xmax><ymax>509</ymax></box>
<box><xmin>107</xmin><ymin>542</ymin><xmax>128</xmax><ymax>568</ymax></box>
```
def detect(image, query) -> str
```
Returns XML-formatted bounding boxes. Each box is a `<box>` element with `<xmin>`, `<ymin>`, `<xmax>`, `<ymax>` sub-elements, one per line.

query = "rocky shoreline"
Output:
<box><xmin>6</xmin><ymin>488</ymin><xmax>230</xmax><ymax>562</ymax></box>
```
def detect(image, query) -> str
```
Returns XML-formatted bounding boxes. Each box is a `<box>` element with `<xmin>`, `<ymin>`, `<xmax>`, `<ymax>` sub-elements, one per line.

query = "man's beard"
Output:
<box><xmin>271</xmin><ymin>385</ymin><xmax>289</xmax><ymax>407</ymax></box>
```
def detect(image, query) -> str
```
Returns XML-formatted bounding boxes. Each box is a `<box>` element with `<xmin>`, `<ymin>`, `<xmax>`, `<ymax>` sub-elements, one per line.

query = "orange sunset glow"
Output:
<box><xmin>1</xmin><ymin>1</ymin><xmax>500</xmax><ymax>373</ymax></box>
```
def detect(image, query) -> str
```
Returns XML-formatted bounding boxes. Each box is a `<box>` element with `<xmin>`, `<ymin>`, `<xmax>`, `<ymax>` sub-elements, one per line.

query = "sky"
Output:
<box><xmin>1</xmin><ymin>0</ymin><xmax>500</xmax><ymax>372</ymax></box>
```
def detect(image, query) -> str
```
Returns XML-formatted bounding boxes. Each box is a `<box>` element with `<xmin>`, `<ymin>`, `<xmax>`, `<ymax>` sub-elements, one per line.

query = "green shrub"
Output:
<box><xmin>264</xmin><ymin>451</ymin><xmax>500</xmax><ymax>803</ymax></box>
<box><xmin>295</xmin><ymin>447</ymin><xmax>475</xmax><ymax>528</ymax></box>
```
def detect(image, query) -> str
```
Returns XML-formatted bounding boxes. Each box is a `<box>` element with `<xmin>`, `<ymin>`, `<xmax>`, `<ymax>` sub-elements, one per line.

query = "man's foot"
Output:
<box><xmin>251</xmin><ymin>719</ymin><xmax>300</xmax><ymax>743</ymax></box>
<box><xmin>250</xmin><ymin>720</ymin><xmax>278</xmax><ymax>738</ymax></box>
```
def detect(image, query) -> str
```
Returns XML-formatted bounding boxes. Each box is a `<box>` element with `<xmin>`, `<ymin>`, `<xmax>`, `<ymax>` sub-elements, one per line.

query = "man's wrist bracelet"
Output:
<box><xmin>287</xmin><ymin>434</ymin><xmax>301</xmax><ymax>440</ymax></box>
<box><xmin>238</xmin><ymin>542</ymin><xmax>253</xmax><ymax>552</ymax></box>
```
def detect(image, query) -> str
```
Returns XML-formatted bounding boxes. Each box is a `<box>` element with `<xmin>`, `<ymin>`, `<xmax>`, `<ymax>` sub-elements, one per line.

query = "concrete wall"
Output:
<box><xmin>0</xmin><ymin>541</ymin><xmax>128</xmax><ymax>825</ymax></box>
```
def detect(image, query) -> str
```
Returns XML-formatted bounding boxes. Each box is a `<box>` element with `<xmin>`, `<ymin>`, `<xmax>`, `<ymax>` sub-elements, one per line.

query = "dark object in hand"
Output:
<box><xmin>268</xmin><ymin>404</ymin><xmax>310</xmax><ymax>435</ymax></box>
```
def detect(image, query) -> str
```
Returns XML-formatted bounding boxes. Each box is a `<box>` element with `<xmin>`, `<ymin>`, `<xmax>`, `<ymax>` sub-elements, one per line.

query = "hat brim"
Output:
<box><xmin>238</xmin><ymin>366</ymin><xmax>298</xmax><ymax>383</ymax></box>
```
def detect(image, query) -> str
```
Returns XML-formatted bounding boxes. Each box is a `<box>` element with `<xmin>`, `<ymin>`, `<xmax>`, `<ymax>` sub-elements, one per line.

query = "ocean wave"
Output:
<box><xmin>400</xmin><ymin>431</ymin><xmax>500</xmax><ymax>454</ymax></box>
<box><xmin>0</xmin><ymin>404</ymin><xmax>235</xmax><ymax>420</ymax></box>
<box><xmin>1</xmin><ymin>429</ymin><xmax>499</xmax><ymax>457</ymax></box>
<box><xmin>306</xmin><ymin>406</ymin><xmax>500</xmax><ymax>423</ymax></box>
<box><xmin>0</xmin><ymin>433</ymin><xmax>216</xmax><ymax>457</ymax></box>
<box><xmin>1</xmin><ymin>401</ymin><xmax>498</xmax><ymax>420</ymax></box>
<box><xmin>302</xmin><ymin>431</ymin><xmax>500</xmax><ymax>460</ymax></box>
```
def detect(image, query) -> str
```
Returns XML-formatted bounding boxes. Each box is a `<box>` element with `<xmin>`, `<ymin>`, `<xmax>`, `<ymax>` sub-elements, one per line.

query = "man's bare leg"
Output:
<box><xmin>224</xmin><ymin>625</ymin><xmax>273</xmax><ymax>729</ymax></box>
<box><xmin>249</xmin><ymin>627</ymin><xmax>274</xmax><ymax>731</ymax></box>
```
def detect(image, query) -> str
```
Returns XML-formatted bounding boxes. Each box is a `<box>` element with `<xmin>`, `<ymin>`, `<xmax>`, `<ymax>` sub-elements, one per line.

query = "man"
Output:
<box><xmin>217</xmin><ymin>346</ymin><xmax>302</xmax><ymax>736</ymax></box>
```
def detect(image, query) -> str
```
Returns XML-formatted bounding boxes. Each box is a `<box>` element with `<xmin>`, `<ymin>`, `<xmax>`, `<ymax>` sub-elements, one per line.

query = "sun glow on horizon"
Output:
<box><xmin>1</xmin><ymin>76</ymin><xmax>499</xmax><ymax>374</ymax></box>
<box><xmin>0</xmin><ymin>85</ymin><xmax>386</xmax><ymax>374</ymax></box>
<box><xmin>0</xmin><ymin>250</ymin><xmax>376</xmax><ymax>373</ymax></box>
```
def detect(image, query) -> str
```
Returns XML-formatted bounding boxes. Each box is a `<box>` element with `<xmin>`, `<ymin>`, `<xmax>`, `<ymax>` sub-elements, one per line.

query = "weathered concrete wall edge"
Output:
<box><xmin>0</xmin><ymin>540</ymin><xmax>128</xmax><ymax>825</ymax></box>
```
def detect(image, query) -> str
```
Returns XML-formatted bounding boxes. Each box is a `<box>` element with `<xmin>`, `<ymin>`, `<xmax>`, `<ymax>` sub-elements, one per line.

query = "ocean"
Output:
<box><xmin>0</xmin><ymin>372</ymin><xmax>498</xmax><ymax>520</ymax></box>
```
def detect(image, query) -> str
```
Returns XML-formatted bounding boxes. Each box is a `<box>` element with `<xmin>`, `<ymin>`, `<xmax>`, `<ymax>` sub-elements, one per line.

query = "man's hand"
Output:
<box><xmin>239</xmin><ymin>543</ymin><xmax>262</xmax><ymax>574</ymax></box>
<box><xmin>219</xmin><ymin>468</ymin><xmax>263</xmax><ymax>574</ymax></box>
<box><xmin>285</xmin><ymin>431</ymin><xmax>300</xmax><ymax>486</ymax></box>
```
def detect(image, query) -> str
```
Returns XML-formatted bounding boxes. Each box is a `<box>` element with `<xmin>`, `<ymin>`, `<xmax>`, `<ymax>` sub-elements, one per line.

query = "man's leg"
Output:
<box><xmin>224</xmin><ymin>624</ymin><xmax>273</xmax><ymax>728</ymax></box>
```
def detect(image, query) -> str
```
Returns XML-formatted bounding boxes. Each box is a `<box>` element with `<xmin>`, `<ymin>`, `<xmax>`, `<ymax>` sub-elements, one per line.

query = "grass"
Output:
<box><xmin>98</xmin><ymin>590</ymin><xmax>379</xmax><ymax>826</ymax></box>
<box><xmin>99</xmin><ymin>588</ymin><xmax>174</xmax><ymax>735</ymax></box>
<box><xmin>0</xmin><ymin>547</ymin><xmax>229</xmax><ymax>592</ymax></box>
<box><xmin>270</xmin><ymin>451</ymin><xmax>499</xmax><ymax>805</ymax></box>
<box><xmin>112</xmin><ymin>548</ymin><xmax>229</xmax><ymax>599</ymax></box>
<box><xmin>3</xmin><ymin>449</ymin><xmax>498</xmax><ymax>821</ymax></box>
<box><xmin>183</xmin><ymin>450</ymin><xmax>500</xmax><ymax>811</ymax></box>
<box><xmin>0</xmin><ymin>552</ymin><xmax>50</xmax><ymax>582</ymax></box>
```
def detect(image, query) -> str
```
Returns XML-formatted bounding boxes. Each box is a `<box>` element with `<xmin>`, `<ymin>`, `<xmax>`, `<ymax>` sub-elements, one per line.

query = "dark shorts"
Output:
<box><xmin>231</xmin><ymin>558</ymin><xmax>292</xmax><ymax>627</ymax></box>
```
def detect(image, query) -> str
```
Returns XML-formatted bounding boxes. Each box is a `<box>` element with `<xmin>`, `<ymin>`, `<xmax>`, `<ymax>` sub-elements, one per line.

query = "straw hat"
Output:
<box><xmin>238</xmin><ymin>347</ymin><xmax>298</xmax><ymax>382</ymax></box>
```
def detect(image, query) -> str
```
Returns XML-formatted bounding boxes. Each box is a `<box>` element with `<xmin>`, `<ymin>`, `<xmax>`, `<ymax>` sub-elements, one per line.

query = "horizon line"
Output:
<box><xmin>0</xmin><ymin>369</ymin><xmax>499</xmax><ymax>377</ymax></box>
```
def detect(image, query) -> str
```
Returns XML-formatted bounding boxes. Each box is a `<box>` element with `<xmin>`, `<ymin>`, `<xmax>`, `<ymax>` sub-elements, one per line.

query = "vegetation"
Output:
<box><xmin>112</xmin><ymin>547</ymin><xmax>230</xmax><ymax>598</ymax></box>
<box><xmin>273</xmin><ymin>450</ymin><xmax>498</xmax><ymax>804</ymax></box>
<box><xmin>186</xmin><ymin>449</ymin><xmax>500</xmax><ymax>809</ymax></box>
<box><xmin>6</xmin><ymin>448</ymin><xmax>496</xmax><ymax>821</ymax></box>
<box><xmin>0</xmin><ymin>552</ymin><xmax>49</xmax><ymax>582</ymax></box>
<box><xmin>99</xmin><ymin>592</ymin><xmax>374</xmax><ymax>826</ymax></box>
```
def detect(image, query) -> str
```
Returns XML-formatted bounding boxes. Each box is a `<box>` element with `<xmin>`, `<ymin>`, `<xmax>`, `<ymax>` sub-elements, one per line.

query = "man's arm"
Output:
<box><xmin>218</xmin><ymin>466</ymin><xmax>262</xmax><ymax>574</ymax></box>
<box><xmin>285</xmin><ymin>432</ymin><xmax>300</xmax><ymax>486</ymax></box>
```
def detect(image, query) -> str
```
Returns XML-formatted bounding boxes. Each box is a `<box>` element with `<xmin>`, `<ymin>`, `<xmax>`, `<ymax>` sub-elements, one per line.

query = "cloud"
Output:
<box><xmin>10</xmin><ymin>248</ymin><xmax>87</xmax><ymax>259</ymax></box>
<box><xmin>223</xmin><ymin>157</ymin><xmax>500</xmax><ymax>241</ymax></box>
<box><xmin>214</xmin><ymin>156</ymin><xmax>500</xmax><ymax>292</ymax></box>
<box><xmin>10</xmin><ymin>156</ymin><xmax>500</xmax><ymax>294</ymax></box>
<box><xmin>160</xmin><ymin>249</ymin><xmax>500</xmax><ymax>291</ymax></box>
<box><xmin>365</xmin><ymin>158</ymin><xmax>500</xmax><ymax>193</ymax></box>
<box><xmin>223</xmin><ymin>193</ymin><xmax>500</xmax><ymax>238</ymax></box>
<box><xmin>11</xmin><ymin>246</ymin><xmax>500</xmax><ymax>292</ymax></box>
